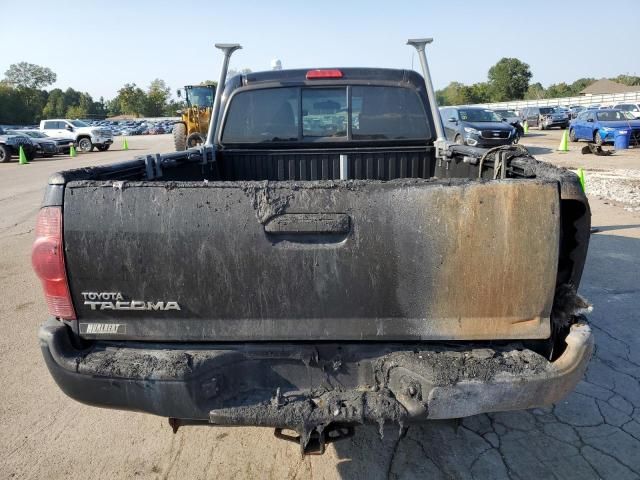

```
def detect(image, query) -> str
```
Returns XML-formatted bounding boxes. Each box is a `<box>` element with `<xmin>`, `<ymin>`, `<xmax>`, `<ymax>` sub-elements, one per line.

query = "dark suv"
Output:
<box><xmin>520</xmin><ymin>107</ymin><xmax>569</xmax><ymax>130</ymax></box>
<box><xmin>0</xmin><ymin>127</ymin><xmax>36</xmax><ymax>163</ymax></box>
<box><xmin>440</xmin><ymin>107</ymin><xmax>516</xmax><ymax>147</ymax></box>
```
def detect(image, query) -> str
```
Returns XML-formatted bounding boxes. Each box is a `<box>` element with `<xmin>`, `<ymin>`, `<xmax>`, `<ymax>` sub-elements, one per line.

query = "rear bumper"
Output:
<box><xmin>40</xmin><ymin>318</ymin><xmax>593</xmax><ymax>429</ymax></box>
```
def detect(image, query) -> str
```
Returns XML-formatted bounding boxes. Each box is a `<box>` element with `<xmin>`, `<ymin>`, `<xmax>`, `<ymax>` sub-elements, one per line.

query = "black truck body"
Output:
<box><xmin>35</xmin><ymin>63</ymin><xmax>593</xmax><ymax>452</ymax></box>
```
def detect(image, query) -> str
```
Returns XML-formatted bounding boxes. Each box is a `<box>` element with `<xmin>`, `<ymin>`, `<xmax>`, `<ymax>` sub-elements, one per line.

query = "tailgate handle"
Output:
<box><xmin>264</xmin><ymin>213</ymin><xmax>350</xmax><ymax>235</ymax></box>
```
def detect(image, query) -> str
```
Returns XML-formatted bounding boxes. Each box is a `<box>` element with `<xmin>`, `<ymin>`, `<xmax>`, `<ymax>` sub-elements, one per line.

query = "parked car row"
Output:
<box><xmin>10</xmin><ymin>129</ymin><xmax>75</xmax><ymax>156</ymax></box>
<box><xmin>0</xmin><ymin>125</ymin><xmax>77</xmax><ymax>162</ymax></box>
<box><xmin>81</xmin><ymin>119</ymin><xmax>176</xmax><ymax>136</ymax></box>
<box><xmin>2</xmin><ymin>116</ymin><xmax>178</xmax><ymax>162</ymax></box>
<box><xmin>439</xmin><ymin>102</ymin><xmax>640</xmax><ymax>148</ymax></box>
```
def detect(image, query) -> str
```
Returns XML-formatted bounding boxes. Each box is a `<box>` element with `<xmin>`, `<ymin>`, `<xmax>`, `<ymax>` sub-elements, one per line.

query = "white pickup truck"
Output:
<box><xmin>39</xmin><ymin>119</ymin><xmax>113</xmax><ymax>153</ymax></box>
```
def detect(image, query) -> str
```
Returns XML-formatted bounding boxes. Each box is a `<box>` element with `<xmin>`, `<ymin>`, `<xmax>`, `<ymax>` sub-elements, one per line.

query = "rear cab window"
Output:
<box><xmin>302</xmin><ymin>88</ymin><xmax>347</xmax><ymax>138</ymax></box>
<box><xmin>221</xmin><ymin>85</ymin><xmax>430</xmax><ymax>144</ymax></box>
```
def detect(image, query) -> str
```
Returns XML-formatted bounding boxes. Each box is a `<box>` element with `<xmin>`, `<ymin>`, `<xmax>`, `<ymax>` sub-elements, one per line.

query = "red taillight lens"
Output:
<box><xmin>306</xmin><ymin>69</ymin><xmax>343</xmax><ymax>80</ymax></box>
<box><xmin>32</xmin><ymin>207</ymin><xmax>76</xmax><ymax>319</ymax></box>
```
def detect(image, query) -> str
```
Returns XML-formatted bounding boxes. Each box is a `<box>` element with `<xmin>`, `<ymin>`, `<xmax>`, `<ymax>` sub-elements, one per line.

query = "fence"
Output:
<box><xmin>470</xmin><ymin>91</ymin><xmax>640</xmax><ymax>111</ymax></box>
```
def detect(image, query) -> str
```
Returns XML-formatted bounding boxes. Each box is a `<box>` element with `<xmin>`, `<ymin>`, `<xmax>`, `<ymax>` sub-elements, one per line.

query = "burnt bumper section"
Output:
<box><xmin>40</xmin><ymin>319</ymin><xmax>592</xmax><ymax>448</ymax></box>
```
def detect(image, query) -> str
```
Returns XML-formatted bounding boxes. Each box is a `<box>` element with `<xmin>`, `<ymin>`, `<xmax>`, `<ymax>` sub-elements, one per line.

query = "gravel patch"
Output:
<box><xmin>578</xmin><ymin>169</ymin><xmax>640</xmax><ymax>212</ymax></box>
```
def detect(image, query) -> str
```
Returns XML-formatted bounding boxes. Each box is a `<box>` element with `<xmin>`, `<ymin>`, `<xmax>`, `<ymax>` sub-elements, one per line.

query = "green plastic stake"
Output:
<box><xmin>578</xmin><ymin>168</ymin><xmax>586</xmax><ymax>193</ymax></box>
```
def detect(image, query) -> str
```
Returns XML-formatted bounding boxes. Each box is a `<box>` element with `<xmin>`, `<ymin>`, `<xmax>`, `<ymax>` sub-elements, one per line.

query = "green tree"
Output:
<box><xmin>569</xmin><ymin>78</ymin><xmax>596</xmax><ymax>95</ymax></box>
<box><xmin>90</xmin><ymin>96</ymin><xmax>107</xmax><ymax>118</ymax></box>
<box><xmin>163</xmin><ymin>99</ymin><xmax>186</xmax><ymax>117</ymax></box>
<box><xmin>145</xmin><ymin>78</ymin><xmax>171</xmax><ymax>116</ymax></box>
<box><xmin>487</xmin><ymin>58</ymin><xmax>532</xmax><ymax>102</ymax></box>
<box><xmin>436</xmin><ymin>82</ymin><xmax>469</xmax><ymax>106</ymax></box>
<box><xmin>105</xmin><ymin>98</ymin><xmax>122</xmax><ymax>117</ymax></box>
<box><xmin>612</xmin><ymin>74</ymin><xmax>640</xmax><ymax>86</ymax></box>
<box><xmin>115</xmin><ymin>83</ymin><xmax>147</xmax><ymax>116</ymax></box>
<box><xmin>545</xmin><ymin>82</ymin><xmax>573</xmax><ymax>99</ymax></box>
<box><xmin>436</xmin><ymin>81</ymin><xmax>491</xmax><ymax>106</ymax></box>
<box><xmin>4</xmin><ymin>62</ymin><xmax>57</xmax><ymax>89</ymax></box>
<box><xmin>28</xmin><ymin>89</ymin><xmax>48</xmax><ymax>121</ymax></box>
<box><xmin>0</xmin><ymin>83</ymin><xmax>26</xmax><ymax>123</ymax></box>
<box><xmin>66</xmin><ymin>105</ymin><xmax>87</xmax><ymax>119</ymax></box>
<box><xmin>435</xmin><ymin>88</ymin><xmax>448</xmax><ymax>106</ymax></box>
<box><xmin>41</xmin><ymin>88</ymin><xmax>101</xmax><ymax>119</ymax></box>
<box><xmin>63</xmin><ymin>88</ymin><xmax>81</xmax><ymax>110</ymax></box>
<box><xmin>42</xmin><ymin>89</ymin><xmax>66</xmax><ymax>118</ymax></box>
<box><xmin>78</xmin><ymin>92</ymin><xmax>93</xmax><ymax>114</ymax></box>
<box><xmin>468</xmin><ymin>82</ymin><xmax>491</xmax><ymax>103</ymax></box>
<box><xmin>524</xmin><ymin>82</ymin><xmax>545</xmax><ymax>100</ymax></box>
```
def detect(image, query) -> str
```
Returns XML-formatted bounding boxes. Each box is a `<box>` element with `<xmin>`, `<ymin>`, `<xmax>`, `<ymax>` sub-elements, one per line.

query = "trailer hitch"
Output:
<box><xmin>209</xmin><ymin>388</ymin><xmax>407</xmax><ymax>454</ymax></box>
<box><xmin>274</xmin><ymin>424</ymin><xmax>355</xmax><ymax>455</ymax></box>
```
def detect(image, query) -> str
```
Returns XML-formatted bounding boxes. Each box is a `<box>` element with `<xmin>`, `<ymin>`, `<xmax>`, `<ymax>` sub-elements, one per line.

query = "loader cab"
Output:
<box><xmin>185</xmin><ymin>85</ymin><xmax>215</xmax><ymax>109</ymax></box>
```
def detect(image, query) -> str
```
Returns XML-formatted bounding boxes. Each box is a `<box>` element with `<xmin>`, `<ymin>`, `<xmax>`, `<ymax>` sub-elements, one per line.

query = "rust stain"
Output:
<box><xmin>426</xmin><ymin>181</ymin><xmax>559</xmax><ymax>339</ymax></box>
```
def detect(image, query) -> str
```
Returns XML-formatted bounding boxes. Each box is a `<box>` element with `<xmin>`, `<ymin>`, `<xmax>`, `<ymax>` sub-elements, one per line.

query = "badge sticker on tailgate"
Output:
<box><xmin>80</xmin><ymin>323</ymin><xmax>126</xmax><ymax>335</ymax></box>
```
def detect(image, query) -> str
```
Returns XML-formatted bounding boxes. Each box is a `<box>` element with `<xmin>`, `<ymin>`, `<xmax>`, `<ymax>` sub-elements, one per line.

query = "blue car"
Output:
<box><xmin>569</xmin><ymin>109</ymin><xmax>640</xmax><ymax>145</ymax></box>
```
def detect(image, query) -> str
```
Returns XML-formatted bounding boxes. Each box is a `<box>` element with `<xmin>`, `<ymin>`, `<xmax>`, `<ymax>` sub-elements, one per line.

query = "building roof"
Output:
<box><xmin>580</xmin><ymin>79</ymin><xmax>639</xmax><ymax>95</ymax></box>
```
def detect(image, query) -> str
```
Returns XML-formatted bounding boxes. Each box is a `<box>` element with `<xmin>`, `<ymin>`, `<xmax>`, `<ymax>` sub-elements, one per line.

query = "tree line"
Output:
<box><xmin>436</xmin><ymin>57</ymin><xmax>640</xmax><ymax>106</ymax></box>
<box><xmin>0</xmin><ymin>62</ymin><xmax>186</xmax><ymax>124</ymax></box>
<box><xmin>2</xmin><ymin>60</ymin><xmax>639</xmax><ymax>124</ymax></box>
<box><xmin>0</xmin><ymin>63</ymin><xmax>257</xmax><ymax>125</ymax></box>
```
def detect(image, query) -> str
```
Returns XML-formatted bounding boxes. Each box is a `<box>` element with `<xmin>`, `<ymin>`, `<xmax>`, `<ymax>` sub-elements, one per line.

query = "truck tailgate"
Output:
<box><xmin>63</xmin><ymin>179</ymin><xmax>559</xmax><ymax>341</ymax></box>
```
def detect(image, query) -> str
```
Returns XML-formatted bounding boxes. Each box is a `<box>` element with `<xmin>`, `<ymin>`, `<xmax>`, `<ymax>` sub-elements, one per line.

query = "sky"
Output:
<box><xmin>1</xmin><ymin>0</ymin><xmax>639</xmax><ymax>101</ymax></box>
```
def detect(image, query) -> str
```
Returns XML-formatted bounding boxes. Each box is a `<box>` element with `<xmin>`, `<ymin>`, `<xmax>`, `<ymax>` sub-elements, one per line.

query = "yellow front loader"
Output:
<box><xmin>173</xmin><ymin>85</ymin><xmax>216</xmax><ymax>151</ymax></box>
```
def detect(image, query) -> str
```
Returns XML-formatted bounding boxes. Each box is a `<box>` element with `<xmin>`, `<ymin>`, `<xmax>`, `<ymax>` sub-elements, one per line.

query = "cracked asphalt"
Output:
<box><xmin>1</xmin><ymin>135</ymin><xmax>639</xmax><ymax>479</ymax></box>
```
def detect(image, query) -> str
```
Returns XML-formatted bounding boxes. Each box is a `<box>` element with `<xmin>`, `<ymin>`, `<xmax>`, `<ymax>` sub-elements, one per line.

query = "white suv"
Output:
<box><xmin>613</xmin><ymin>103</ymin><xmax>640</xmax><ymax>119</ymax></box>
<box><xmin>39</xmin><ymin>119</ymin><xmax>113</xmax><ymax>152</ymax></box>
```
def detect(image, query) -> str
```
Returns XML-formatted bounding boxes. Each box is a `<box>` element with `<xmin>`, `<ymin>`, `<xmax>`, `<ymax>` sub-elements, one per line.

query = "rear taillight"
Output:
<box><xmin>306</xmin><ymin>69</ymin><xmax>343</xmax><ymax>80</ymax></box>
<box><xmin>32</xmin><ymin>207</ymin><xmax>76</xmax><ymax>319</ymax></box>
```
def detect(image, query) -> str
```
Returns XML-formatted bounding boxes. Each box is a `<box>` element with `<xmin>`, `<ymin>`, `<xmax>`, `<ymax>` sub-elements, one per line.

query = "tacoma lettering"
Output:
<box><xmin>81</xmin><ymin>292</ymin><xmax>181</xmax><ymax>311</ymax></box>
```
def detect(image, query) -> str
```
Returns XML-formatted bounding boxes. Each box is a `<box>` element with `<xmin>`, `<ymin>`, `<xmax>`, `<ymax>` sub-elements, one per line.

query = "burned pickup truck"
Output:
<box><xmin>34</xmin><ymin>39</ymin><xmax>593</xmax><ymax>453</ymax></box>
